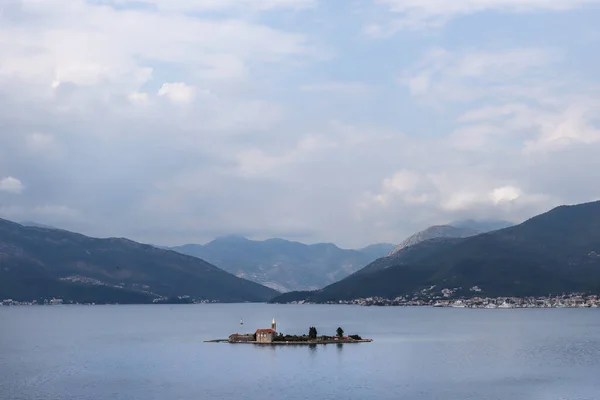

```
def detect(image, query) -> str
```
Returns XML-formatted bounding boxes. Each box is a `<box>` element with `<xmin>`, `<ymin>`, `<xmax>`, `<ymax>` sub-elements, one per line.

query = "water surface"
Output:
<box><xmin>2</xmin><ymin>304</ymin><xmax>600</xmax><ymax>399</ymax></box>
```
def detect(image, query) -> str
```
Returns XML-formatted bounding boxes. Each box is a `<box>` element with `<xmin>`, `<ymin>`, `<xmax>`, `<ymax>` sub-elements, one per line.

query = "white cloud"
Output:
<box><xmin>350</xmin><ymin>43</ymin><xmax>600</xmax><ymax>240</ymax></box>
<box><xmin>128</xmin><ymin>92</ymin><xmax>149</xmax><ymax>105</ymax></box>
<box><xmin>233</xmin><ymin>120</ymin><xmax>389</xmax><ymax>179</ymax></box>
<box><xmin>26</xmin><ymin>132</ymin><xmax>63</xmax><ymax>158</ymax></box>
<box><xmin>234</xmin><ymin>133</ymin><xmax>336</xmax><ymax>177</ymax></box>
<box><xmin>31</xmin><ymin>205</ymin><xmax>82</xmax><ymax>220</ymax></box>
<box><xmin>0</xmin><ymin>1</ymin><xmax>599</xmax><ymax>249</ymax></box>
<box><xmin>490</xmin><ymin>186</ymin><xmax>522</xmax><ymax>204</ymax></box>
<box><xmin>400</xmin><ymin>47</ymin><xmax>561</xmax><ymax>101</ymax></box>
<box><xmin>157</xmin><ymin>82</ymin><xmax>195</xmax><ymax>104</ymax></box>
<box><xmin>448</xmin><ymin>125</ymin><xmax>500</xmax><ymax>151</ymax></box>
<box><xmin>377</xmin><ymin>0</ymin><xmax>600</xmax><ymax>15</ymax></box>
<box><xmin>455</xmin><ymin>49</ymin><xmax>560</xmax><ymax>78</ymax></box>
<box><xmin>380</xmin><ymin>170</ymin><xmax>419</xmax><ymax>194</ymax></box>
<box><xmin>400</xmin><ymin>46</ymin><xmax>600</xmax><ymax>157</ymax></box>
<box><xmin>371</xmin><ymin>170</ymin><xmax>430</xmax><ymax>206</ymax></box>
<box><xmin>0</xmin><ymin>1</ymin><xmax>312</xmax><ymax>94</ymax></box>
<box><xmin>441</xmin><ymin>191</ymin><xmax>481</xmax><ymax>212</ymax></box>
<box><xmin>235</xmin><ymin>148</ymin><xmax>291</xmax><ymax>177</ymax></box>
<box><xmin>363</xmin><ymin>168</ymin><xmax>551</xmax><ymax>224</ymax></box>
<box><xmin>300</xmin><ymin>81</ymin><xmax>374</xmax><ymax>96</ymax></box>
<box><xmin>370</xmin><ymin>0</ymin><xmax>600</xmax><ymax>33</ymax></box>
<box><xmin>523</xmin><ymin>104</ymin><xmax>600</xmax><ymax>153</ymax></box>
<box><xmin>0</xmin><ymin>177</ymin><xmax>24</xmax><ymax>194</ymax></box>
<box><xmin>117</xmin><ymin>0</ymin><xmax>317</xmax><ymax>13</ymax></box>
<box><xmin>406</xmin><ymin>74</ymin><xmax>430</xmax><ymax>96</ymax></box>
<box><xmin>0</xmin><ymin>204</ymin><xmax>82</xmax><ymax>223</ymax></box>
<box><xmin>457</xmin><ymin>104</ymin><xmax>532</xmax><ymax>123</ymax></box>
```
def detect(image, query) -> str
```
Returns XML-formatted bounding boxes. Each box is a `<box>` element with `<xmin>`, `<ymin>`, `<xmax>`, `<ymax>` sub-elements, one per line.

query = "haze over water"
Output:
<box><xmin>2</xmin><ymin>304</ymin><xmax>600</xmax><ymax>400</ymax></box>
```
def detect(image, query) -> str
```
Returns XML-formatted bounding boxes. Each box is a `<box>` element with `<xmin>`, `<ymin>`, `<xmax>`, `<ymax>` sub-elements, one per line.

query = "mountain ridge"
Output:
<box><xmin>0</xmin><ymin>218</ymin><xmax>278</xmax><ymax>303</ymax></box>
<box><xmin>388</xmin><ymin>225</ymin><xmax>480</xmax><ymax>256</ymax></box>
<box><xmin>450</xmin><ymin>219</ymin><xmax>514</xmax><ymax>232</ymax></box>
<box><xmin>271</xmin><ymin>201</ymin><xmax>600</xmax><ymax>303</ymax></box>
<box><xmin>170</xmin><ymin>237</ymin><xmax>394</xmax><ymax>292</ymax></box>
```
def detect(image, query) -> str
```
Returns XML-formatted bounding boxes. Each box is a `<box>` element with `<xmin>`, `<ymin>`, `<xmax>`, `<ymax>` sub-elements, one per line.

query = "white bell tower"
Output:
<box><xmin>271</xmin><ymin>318</ymin><xmax>277</xmax><ymax>332</ymax></box>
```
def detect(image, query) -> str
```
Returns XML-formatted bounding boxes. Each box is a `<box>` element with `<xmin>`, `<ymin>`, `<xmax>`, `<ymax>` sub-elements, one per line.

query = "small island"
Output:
<box><xmin>205</xmin><ymin>319</ymin><xmax>372</xmax><ymax>344</ymax></box>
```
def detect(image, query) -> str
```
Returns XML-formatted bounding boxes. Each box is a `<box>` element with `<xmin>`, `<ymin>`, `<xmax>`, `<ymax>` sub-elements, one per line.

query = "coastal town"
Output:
<box><xmin>1</xmin><ymin>298</ymin><xmax>66</xmax><ymax>306</ymax></box>
<box><xmin>290</xmin><ymin>293</ymin><xmax>600</xmax><ymax>308</ymax></box>
<box><xmin>0</xmin><ymin>296</ymin><xmax>217</xmax><ymax>306</ymax></box>
<box><xmin>3</xmin><ymin>293</ymin><xmax>600</xmax><ymax>308</ymax></box>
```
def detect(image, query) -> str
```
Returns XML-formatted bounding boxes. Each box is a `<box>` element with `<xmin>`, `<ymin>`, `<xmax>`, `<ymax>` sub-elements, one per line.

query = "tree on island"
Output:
<box><xmin>308</xmin><ymin>326</ymin><xmax>318</xmax><ymax>340</ymax></box>
<box><xmin>336</xmin><ymin>327</ymin><xmax>344</xmax><ymax>338</ymax></box>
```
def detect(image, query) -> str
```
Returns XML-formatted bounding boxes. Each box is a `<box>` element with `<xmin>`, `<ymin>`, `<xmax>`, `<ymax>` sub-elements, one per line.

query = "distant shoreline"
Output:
<box><xmin>4</xmin><ymin>294</ymin><xmax>600</xmax><ymax>309</ymax></box>
<box><xmin>3</xmin><ymin>302</ymin><xmax>600</xmax><ymax>308</ymax></box>
<box><xmin>277</xmin><ymin>294</ymin><xmax>600</xmax><ymax>308</ymax></box>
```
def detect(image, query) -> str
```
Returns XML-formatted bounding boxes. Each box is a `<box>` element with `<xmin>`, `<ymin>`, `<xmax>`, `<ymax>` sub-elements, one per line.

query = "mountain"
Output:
<box><xmin>170</xmin><ymin>237</ymin><xmax>392</xmax><ymax>292</ymax></box>
<box><xmin>271</xmin><ymin>200</ymin><xmax>600</xmax><ymax>303</ymax></box>
<box><xmin>388</xmin><ymin>225</ymin><xmax>480</xmax><ymax>255</ymax></box>
<box><xmin>19</xmin><ymin>221</ymin><xmax>58</xmax><ymax>230</ymax></box>
<box><xmin>451</xmin><ymin>219</ymin><xmax>514</xmax><ymax>232</ymax></box>
<box><xmin>354</xmin><ymin>237</ymin><xmax>464</xmax><ymax>277</ymax></box>
<box><xmin>358</xmin><ymin>243</ymin><xmax>395</xmax><ymax>260</ymax></box>
<box><xmin>0</xmin><ymin>219</ymin><xmax>277</xmax><ymax>303</ymax></box>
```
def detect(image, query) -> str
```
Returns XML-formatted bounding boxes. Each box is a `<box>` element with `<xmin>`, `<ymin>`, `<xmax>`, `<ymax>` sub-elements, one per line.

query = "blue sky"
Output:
<box><xmin>1</xmin><ymin>0</ymin><xmax>599</xmax><ymax>247</ymax></box>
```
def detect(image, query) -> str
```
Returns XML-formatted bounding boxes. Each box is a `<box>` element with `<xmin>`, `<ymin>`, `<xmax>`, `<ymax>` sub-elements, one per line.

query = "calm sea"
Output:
<box><xmin>2</xmin><ymin>304</ymin><xmax>600</xmax><ymax>400</ymax></box>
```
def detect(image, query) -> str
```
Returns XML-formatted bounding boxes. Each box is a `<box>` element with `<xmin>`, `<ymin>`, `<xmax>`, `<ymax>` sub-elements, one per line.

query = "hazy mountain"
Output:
<box><xmin>451</xmin><ymin>219</ymin><xmax>514</xmax><ymax>233</ymax></box>
<box><xmin>388</xmin><ymin>225</ymin><xmax>480</xmax><ymax>256</ymax></box>
<box><xmin>19</xmin><ymin>221</ymin><xmax>58</xmax><ymax>230</ymax></box>
<box><xmin>358</xmin><ymin>243</ymin><xmax>395</xmax><ymax>260</ymax></box>
<box><xmin>271</xmin><ymin>200</ymin><xmax>600</xmax><ymax>303</ymax></box>
<box><xmin>354</xmin><ymin>237</ymin><xmax>464</xmax><ymax>277</ymax></box>
<box><xmin>170</xmin><ymin>237</ymin><xmax>392</xmax><ymax>292</ymax></box>
<box><xmin>0</xmin><ymin>219</ymin><xmax>277</xmax><ymax>303</ymax></box>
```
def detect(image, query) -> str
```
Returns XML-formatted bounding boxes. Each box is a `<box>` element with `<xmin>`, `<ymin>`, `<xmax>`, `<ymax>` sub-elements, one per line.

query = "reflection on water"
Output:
<box><xmin>1</xmin><ymin>304</ymin><xmax>600</xmax><ymax>400</ymax></box>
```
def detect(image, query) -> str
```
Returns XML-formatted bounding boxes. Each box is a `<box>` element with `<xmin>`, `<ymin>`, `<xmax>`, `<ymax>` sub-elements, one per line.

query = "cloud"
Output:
<box><xmin>117</xmin><ymin>0</ymin><xmax>317</xmax><ymax>13</ymax></box>
<box><xmin>26</xmin><ymin>132</ymin><xmax>63</xmax><ymax>159</ymax></box>
<box><xmin>360</xmin><ymin>168</ymin><xmax>555</xmax><ymax>230</ymax></box>
<box><xmin>399</xmin><ymin>46</ymin><xmax>600</xmax><ymax>155</ymax></box>
<box><xmin>0</xmin><ymin>0</ymin><xmax>313</xmax><ymax>93</ymax></box>
<box><xmin>232</xmin><ymin>119</ymin><xmax>390</xmax><ymax>179</ymax></box>
<box><xmin>0</xmin><ymin>204</ymin><xmax>82</xmax><ymax>224</ymax></box>
<box><xmin>0</xmin><ymin>1</ymin><xmax>599</xmax><ymax>249</ymax></box>
<box><xmin>0</xmin><ymin>177</ymin><xmax>24</xmax><ymax>194</ymax></box>
<box><xmin>352</xmin><ymin>44</ymin><xmax>600</xmax><ymax>240</ymax></box>
<box><xmin>400</xmin><ymin>47</ymin><xmax>561</xmax><ymax>101</ymax></box>
<box><xmin>157</xmin><ymin>82</ymin><xmax>196</xmax><ymax>104</ymax></box>
<box><xmin>234</xmin><ymin>133</ymin><xmax>337</xmax><ymax>178</ymax></box>
<box><xmin>372</xmin><ymin>170</ymin><xmax>421</xmax><ymax>206</ymax></box>
<box><xmin>490</xmin><ymin>186</ymin><xmax>522</xmax><ymax>205</ymax></box>
<box><xmin>523</xmin><ymin>104</ymin><xmax>600</xmax><ymax>153</ymax></box>
<box><xmin>366</xmin><ymin>169</ymin><xmax>519</xmax><ymax>213</ymax></box>
<box><xmin>369</xmin><ymin>0</ymin><xmax>600</xmax><ymax>33</ymax></box>
<box><xmin>300</xmin><ymin>81</ymin><xmax>374</xmax><ymax>96</ymax></box>
<box><xmin>128</xmin><ymin>92</ymin><xmax>149</xmax><ymax>105</ymax></box>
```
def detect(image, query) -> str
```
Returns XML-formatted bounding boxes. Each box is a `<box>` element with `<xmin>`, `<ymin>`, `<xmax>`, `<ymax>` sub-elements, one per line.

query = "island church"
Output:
<box><xmin>228</xmin><ymin>318</ymin><xmax>278</xmax><ymax>343</ymax></box>
<box><xmin>255</xmin><ymin>318</ymin><xmax>277</xmax><ymax>343</ymax></box>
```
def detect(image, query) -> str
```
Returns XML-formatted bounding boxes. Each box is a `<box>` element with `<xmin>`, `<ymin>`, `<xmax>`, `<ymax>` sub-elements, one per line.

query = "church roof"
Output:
<box><xmin>256</xmin><ymin>328</ymin><xmax>276</xmax><ymax>334</ymax></box>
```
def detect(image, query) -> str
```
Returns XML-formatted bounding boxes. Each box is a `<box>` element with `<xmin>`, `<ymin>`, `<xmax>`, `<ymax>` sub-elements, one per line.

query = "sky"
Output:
<box><xmin>1</xmin><ymin>0</ymin><xmax>599</xmax><ymax>248</ymax></box>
